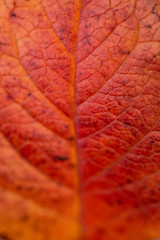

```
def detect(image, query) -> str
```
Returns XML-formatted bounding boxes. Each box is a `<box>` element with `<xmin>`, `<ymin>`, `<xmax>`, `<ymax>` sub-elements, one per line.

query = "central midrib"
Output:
<box><xmin>73</xmin><ymin>0</ymin><xmax>85</xmax><ymax>239</ymax></box>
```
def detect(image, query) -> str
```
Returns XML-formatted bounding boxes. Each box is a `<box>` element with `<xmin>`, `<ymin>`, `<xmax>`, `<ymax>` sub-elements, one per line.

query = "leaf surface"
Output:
<box><xmin>0</xmin><ymin>0</ymin><xmax>160</xmax><ymax>239</ymax></box>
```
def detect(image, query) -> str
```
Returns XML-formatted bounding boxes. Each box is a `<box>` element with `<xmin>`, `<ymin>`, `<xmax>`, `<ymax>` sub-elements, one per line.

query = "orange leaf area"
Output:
<box><xmin>0</xmin><ymin>0</ymin><xmax>160</xmax><ymax>239</ymax></box>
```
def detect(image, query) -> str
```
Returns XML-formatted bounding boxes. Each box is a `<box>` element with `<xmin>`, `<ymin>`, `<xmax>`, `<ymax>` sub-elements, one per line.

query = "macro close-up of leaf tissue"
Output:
<box><xmin>0</xmin><ymin>0</ymin><xmax>160</xmax><ymax>239</ymax></box>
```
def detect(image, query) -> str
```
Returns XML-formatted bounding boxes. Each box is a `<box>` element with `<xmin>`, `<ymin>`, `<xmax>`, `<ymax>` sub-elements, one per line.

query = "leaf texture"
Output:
<box><xmin>0</xmin><ymin>0</ymin><xmax>160</xmax><ymax>239</ymax></box>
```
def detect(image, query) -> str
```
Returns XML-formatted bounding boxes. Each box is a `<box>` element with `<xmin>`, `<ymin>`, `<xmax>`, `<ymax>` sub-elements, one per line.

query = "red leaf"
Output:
<box><xmin>0</xmin><ymin>0</ymin><xmax>160</xmax><ymax>239</ymax></box>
